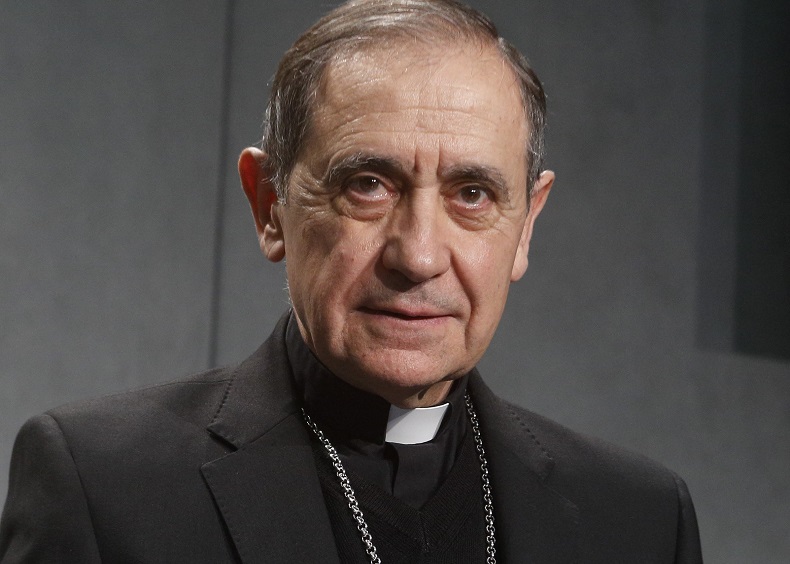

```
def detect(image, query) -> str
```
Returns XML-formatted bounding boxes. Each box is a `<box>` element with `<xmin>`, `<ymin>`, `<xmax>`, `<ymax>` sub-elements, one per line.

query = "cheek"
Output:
<box><xmin>288</xmin><ymin>216</ymin><xmax>380</xmax><ymax>304</ymax></box>
<box><xmin>454</xmin><ymin>233</ymin><xmax>517</xmax><ymax>316</ymax></box>
<box><xmin>284</xmin><ymin>215</ymin><xmax>338</xmax><ymax>313</ymax></box>
<box><xmin>459</xmin><ymin>232</ymin><xmax>518</xmax><ymax>283</ymax></box>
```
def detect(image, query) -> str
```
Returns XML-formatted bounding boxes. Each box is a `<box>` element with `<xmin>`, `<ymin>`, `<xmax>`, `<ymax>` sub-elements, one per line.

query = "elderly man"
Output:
<box><xmin>0</xmin><ymin>0</ymin><xmax>701</xmax><ymax>562</ymax></box>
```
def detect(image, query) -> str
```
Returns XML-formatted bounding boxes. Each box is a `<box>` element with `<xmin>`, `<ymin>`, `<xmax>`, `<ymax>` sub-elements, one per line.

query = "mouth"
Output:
<box><xmin>358</xmin><ymin>306</ymin><xmax>450</xmax><ymax>321</ymax></box>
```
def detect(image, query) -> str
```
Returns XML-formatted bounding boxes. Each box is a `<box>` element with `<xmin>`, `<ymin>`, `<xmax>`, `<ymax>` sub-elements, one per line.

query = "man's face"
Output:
<box><xmin>248</xmin><ymin>43</ymin><xmax>552</xmax><ymax>406</ymax></box>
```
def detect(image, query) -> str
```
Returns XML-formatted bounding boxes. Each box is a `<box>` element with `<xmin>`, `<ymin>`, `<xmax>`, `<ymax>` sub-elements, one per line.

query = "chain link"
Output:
<box><xmin>302</xmin><ymin>392</ymin><xmax>496</xmax><ymax>564</ymax></box>
<box><xmin>302</xmin><ymin>409</ymin><xmax>382</xmax><ymax>564</ymax></box>
<box><xmin>466</xmin><ymin>393</ymin><xmax>497</xmax><ymax>564</ymax></box>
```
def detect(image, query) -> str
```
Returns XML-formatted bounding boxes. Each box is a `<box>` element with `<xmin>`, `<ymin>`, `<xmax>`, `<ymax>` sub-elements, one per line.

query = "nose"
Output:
<box><xmin>380</xmin><ymin>192</ymin><xmax>451</xmax><ymax>283</ymax></box>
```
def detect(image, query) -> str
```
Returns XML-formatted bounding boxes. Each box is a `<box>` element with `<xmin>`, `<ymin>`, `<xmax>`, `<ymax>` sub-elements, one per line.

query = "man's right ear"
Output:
<box><xmin>239</xmin><ymin>147</ymin><xmax>286</xmax><ymax>262</ymax></box>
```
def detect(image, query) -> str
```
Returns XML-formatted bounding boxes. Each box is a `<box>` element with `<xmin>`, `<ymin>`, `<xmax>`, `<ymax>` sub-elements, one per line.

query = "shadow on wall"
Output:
<box><xmin>697</xmin><ymin>0</ymin><xmax>790</xmax><ymax>361</ymax></box>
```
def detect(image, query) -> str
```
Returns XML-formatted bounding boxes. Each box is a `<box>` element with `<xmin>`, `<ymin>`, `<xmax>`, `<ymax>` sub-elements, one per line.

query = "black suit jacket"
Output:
<box><xmin>0</xmin><ymin>315</ymin><xmax>702</xmax><ymax>562</ymax></box>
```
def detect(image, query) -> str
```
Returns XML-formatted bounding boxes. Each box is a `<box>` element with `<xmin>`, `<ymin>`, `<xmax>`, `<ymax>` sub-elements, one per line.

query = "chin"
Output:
<box><xmin>344</xmin><ymin>350</ymin><xmax>467</xmax><ymax>398</ymax></box>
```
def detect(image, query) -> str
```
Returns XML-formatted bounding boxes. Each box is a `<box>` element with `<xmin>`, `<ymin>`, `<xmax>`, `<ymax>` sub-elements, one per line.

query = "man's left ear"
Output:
<box><xmin>511</xmin><ymin>170</ymin><xmax>555</xmax><ymax>281</ymax></box>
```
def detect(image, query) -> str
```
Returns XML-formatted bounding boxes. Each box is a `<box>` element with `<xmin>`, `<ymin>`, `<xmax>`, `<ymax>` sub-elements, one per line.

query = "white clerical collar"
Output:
<box><xmin>385</xmin><ymin>403</ymin><xmax>450</xmax><ymax>445</ymax></box>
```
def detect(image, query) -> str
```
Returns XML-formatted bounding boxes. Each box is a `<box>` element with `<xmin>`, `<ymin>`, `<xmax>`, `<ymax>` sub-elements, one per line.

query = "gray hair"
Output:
<box><xmin>262</xmin><ymin>0</ymin><xmax>547</xmax><ymax>200</ymax></box>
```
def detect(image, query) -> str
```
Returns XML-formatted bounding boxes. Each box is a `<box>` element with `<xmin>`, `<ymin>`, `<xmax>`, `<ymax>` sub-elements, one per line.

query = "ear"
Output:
<box><xmin>511</xmin><ymin>170</ymin><xmax>555</xmax><ymax>281</ymax></box>
<box><xmin>239</xmin><ymin>147</ymin><xmax>286</xmax><ymax>262</ymax></box>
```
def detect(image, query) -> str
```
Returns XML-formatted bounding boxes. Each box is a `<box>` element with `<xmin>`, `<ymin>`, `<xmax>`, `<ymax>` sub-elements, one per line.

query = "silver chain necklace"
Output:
<box><xmin>301</xmin><ymin>392</ymin><xmax>497</xmax><ymax>564</ymax></box>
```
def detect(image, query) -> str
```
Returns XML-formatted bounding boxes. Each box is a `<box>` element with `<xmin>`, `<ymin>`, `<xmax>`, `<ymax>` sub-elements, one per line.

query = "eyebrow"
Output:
<box><xmin>323</xmin><ymin>153</ymin><xmax>407</xmax><ymax>188</ymax></box>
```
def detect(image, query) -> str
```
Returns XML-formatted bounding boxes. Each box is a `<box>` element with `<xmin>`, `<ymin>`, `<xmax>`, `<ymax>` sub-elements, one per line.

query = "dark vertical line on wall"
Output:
<box><xmin>695</xmin><ymin>0</ymin><xmax>742</xmax><ymax>353</ymax></box>
<box><xmin>207</xmin><ymin>0</ymin><xmax>236</xmax><ymax>369</ymax></box>
<box><xmin>733</xmin><ymin>0</ymin><xmax>790</xmax><ymax>360</ymax></box>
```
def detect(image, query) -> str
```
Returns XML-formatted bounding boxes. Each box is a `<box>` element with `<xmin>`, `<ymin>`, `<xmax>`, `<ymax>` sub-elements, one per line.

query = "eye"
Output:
<box><xmin>456</xmin><ymin>185</ymin><xmax>492</xmax><ymax>207</ymax></box>
<box><xmin>345</xmin><ymin>175</ymin><xmax>390</xmax><ymax>200</ymax></box>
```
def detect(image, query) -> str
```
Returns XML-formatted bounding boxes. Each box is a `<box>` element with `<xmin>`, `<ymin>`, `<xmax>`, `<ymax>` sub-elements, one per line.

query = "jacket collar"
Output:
<box><xmin>201</xmin><ymin>313</ymin><xmax>340</xmax><ymax>563</ymax></box>
<box><xmin>205</xmin><ymin>314</ymin><xmax>300</xmax><ymax>448</ymax></box>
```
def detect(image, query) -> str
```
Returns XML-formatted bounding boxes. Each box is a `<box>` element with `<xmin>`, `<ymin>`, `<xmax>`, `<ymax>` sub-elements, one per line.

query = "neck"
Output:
<box><xmin>372</xmin><ymin>379</ymin><xmax>455</xmax><ymax>409</ymax></box>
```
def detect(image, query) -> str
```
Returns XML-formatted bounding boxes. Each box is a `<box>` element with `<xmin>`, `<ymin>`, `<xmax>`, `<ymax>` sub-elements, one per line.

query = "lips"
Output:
<box><xmin>358</xmin><ymin>305</ymin><xmax>451</xmax><ymax>321</ymax></box>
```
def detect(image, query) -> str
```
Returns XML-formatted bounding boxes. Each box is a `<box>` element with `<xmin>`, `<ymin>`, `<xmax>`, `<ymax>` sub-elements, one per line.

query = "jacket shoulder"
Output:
<box><xmin>2</xmin><ymin>366</ymin><xmax>246</xmax><ymax>562</ymax></box>
<box><xmin>484</xmin><ymin>394</ymin><xmax>701</xmax><ymax>562</ymax></box>
<box><xmin>37</xmin><ymin>366</ymin><xmax>235</xmax><ymax>470</ymax></box>
<box><xmin>501</xmin><ymin>398</ymin><xmax>679</xmax><ymax>488</ymax></box>
<box><xmin>48</xmin><ymin>366</ymin><xmax>232</xmax><ymax>430</ymax></box>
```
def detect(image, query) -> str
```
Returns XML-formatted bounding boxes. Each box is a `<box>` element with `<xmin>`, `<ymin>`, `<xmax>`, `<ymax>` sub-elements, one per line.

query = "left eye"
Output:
<box><xmin>457</xmin><ymin>186</ymin><xmax>490</xmax><ymax>205</ymax></box>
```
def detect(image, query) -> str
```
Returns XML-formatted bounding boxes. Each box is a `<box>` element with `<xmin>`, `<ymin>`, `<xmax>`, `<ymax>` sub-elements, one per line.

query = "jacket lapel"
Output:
<box><xmin>200</xmin><ymin>315</ymin><xmax>340</xmax><ymax>563</ymax></box>
<box><xmin>470</xmin><ymin>374</ymin><xmax>580</xmax><ymax>564</ymax></box>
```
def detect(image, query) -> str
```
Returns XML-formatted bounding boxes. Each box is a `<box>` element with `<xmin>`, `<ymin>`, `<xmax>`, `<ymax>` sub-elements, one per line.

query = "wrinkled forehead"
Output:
<box><xmin>312</xmin><ymin>41</ymin><xmax>529</xmax><ymax>149</ymax></box>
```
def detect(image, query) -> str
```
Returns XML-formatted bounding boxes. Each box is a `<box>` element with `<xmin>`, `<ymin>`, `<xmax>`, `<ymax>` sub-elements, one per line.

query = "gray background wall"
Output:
<box><xmin>1</xmin><ymin>1</ymin><xmax>788</xmax><ymax>561</ymax></box>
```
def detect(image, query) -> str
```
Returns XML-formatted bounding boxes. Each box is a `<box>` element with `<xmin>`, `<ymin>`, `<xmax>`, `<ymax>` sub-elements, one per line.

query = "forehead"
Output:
<box><xmin>303</xmin><ymin>42</ymin><xmax>528</xmax><ymax>180</ymax></box>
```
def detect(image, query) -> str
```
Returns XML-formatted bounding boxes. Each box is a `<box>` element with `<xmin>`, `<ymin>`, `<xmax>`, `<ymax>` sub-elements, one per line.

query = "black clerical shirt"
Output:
<box><xmin>285</xmin><ymin>314</ymin><xmax>469</xmax><ymax>508</ymax></box>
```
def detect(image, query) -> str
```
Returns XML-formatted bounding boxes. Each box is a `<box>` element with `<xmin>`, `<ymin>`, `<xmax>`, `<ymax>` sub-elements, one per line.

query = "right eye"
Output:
<box><xmin>345</xmin><ymin>174</ymin><xmax>390</xmax><ymax>201</ymax></box>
